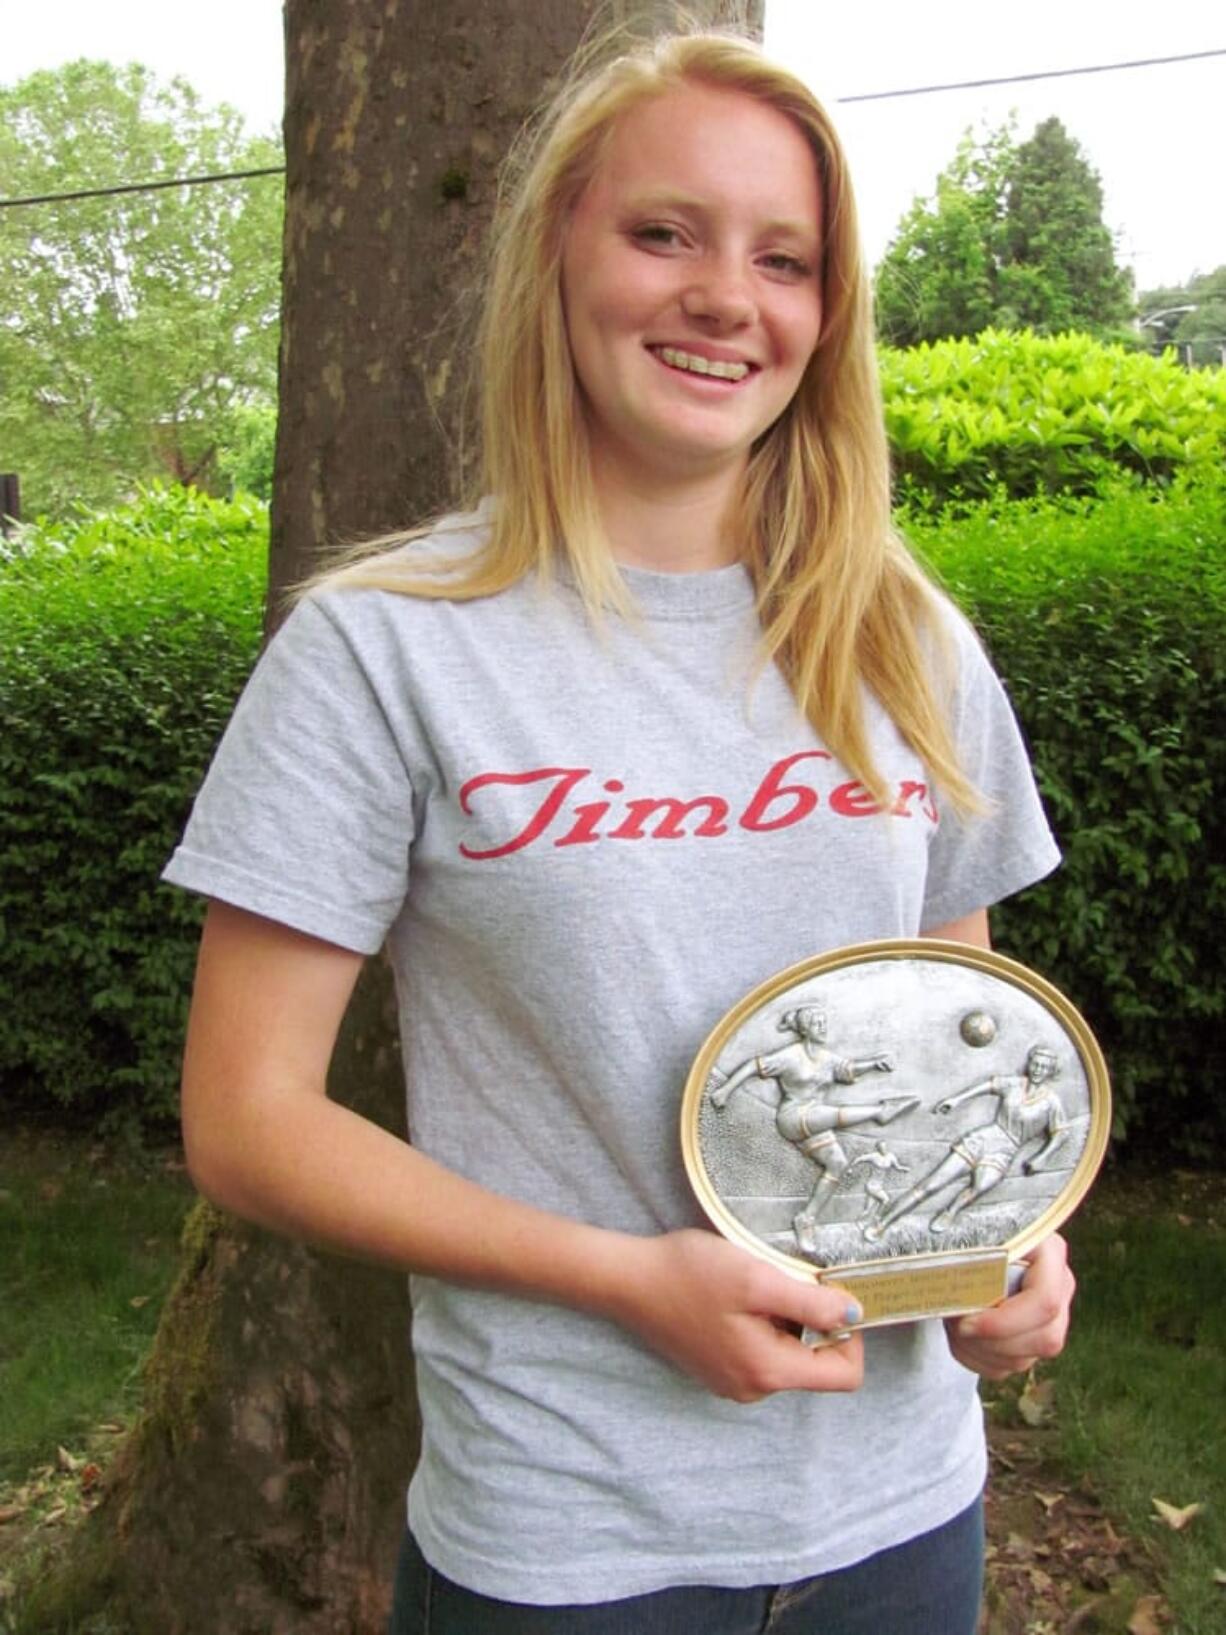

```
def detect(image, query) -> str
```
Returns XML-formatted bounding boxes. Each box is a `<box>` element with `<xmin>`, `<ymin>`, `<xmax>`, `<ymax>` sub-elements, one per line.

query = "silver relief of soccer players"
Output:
<box><xmin>681</xmin><ymin>941</ymin><xmax>1111</xmax><ymax>1330</ymax></box>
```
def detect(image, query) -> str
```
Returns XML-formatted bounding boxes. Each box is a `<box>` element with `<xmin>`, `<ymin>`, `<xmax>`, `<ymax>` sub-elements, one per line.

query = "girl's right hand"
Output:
<box><xmin>607</xmin><ymin>1229</ymin><xmax>864</xmax><ymax>1403</ymax></box>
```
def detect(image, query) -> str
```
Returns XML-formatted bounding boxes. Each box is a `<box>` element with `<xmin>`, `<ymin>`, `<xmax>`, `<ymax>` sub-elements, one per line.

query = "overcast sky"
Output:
<box><xmin>4</xmin><ymin>1</ymin><xmax>1222</xmax><ymax>295</ymax></box>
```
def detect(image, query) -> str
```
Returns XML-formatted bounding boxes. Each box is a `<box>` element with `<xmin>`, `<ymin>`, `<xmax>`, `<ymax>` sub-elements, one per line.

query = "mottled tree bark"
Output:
<box><xmin>40</xmin><ymin>4</ymin><xmax>762</xmax><ymax>1631</ymax></box>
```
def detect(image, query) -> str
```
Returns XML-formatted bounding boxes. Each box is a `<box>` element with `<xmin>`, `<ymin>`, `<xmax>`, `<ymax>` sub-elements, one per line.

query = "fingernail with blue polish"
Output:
<box><xmin>844</xmin><ymin>1301</ymin><xmax>863</xmax><ymax>1326</ymax></box>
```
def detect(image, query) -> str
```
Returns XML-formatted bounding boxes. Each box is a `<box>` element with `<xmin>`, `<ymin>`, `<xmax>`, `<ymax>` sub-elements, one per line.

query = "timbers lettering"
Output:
<box><xmin>457</xmin><ymin>756</ymin><xmax>938</xmax><ymax>861</ymax></box>
<box><xmin>459</xmin><ymin>766</ymin><xmax>588</xmax><ymax>860</ymax></box>
<box><xmin>739</xmin><ymin>750</ymin><xmax>830</xmax><ymax>831</ymax></box>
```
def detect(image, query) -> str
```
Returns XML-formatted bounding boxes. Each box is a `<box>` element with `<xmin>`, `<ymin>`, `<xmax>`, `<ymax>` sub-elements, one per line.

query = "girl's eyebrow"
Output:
<box><xmin>622</xmin><ymin>189</ymin><xmax>706</xmax><ymax>214</ymax></box>
<box><xmin>622</xmin><ymin>191</ymin><xmax>819</xmax><ymax>246</ymax></box>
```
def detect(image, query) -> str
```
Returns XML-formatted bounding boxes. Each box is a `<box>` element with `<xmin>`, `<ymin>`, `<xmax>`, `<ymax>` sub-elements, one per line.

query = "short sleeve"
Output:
<box><xmin>162</xmin><ymin>595</ymin><xmax>416</xmax><ymax>953</ymax></box>
<box><xmin>920</xmin><ymin>613</ymin><xmax>1060</xmax><ymax>931</ymax></box>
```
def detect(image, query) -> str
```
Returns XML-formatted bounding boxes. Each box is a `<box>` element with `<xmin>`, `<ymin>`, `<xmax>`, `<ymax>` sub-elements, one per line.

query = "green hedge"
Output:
<box><xmin>0</xmin><ymin>485</ymin><xmax>266</xmax><ymax>1128</ymax></box>
<box><xmin>2</xmin><ymin>476</ymin><xmax>1223</xmax><ymax>1154</ymax></box>
<box><xmin>881</xmin><ymin>330</ymin><xmax>1226</xmax><ymax>504</ymax></box>
<box><xmin>907</xmin><ymin>472</ymin><xmax>1225</xmax><ymax>1154</ymax></box>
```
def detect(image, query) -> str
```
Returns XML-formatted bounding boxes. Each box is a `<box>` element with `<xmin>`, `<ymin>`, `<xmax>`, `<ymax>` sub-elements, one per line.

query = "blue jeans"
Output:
<box><xmin>388</xmin><ymin>1493</ymin><xmax>984</xmax><ymax>1634</ymax></box>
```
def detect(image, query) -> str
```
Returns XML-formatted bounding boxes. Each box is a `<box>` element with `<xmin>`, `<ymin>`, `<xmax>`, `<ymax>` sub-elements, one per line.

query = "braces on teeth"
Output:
<box><xmin>657</xmin><ymin>346</ymin><xmax>750</xmax><ymax>381</ymax></box>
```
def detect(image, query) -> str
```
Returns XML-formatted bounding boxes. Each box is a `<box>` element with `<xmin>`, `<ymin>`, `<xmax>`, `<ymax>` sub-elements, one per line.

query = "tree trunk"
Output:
<box><xmin>39</xmin><ymin>4</ymin><xmax>762</xmax><ymax>1630</ymax></box>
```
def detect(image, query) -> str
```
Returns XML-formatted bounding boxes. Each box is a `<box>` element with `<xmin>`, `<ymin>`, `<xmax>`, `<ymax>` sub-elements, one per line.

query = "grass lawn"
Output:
<box><xmin>0</xmin><ymin>1123</ymin><xmax>193</xmax><ymax>1618</ymax></box>
<box><xmin>0</xmin><ymin>1129</ymin><xmax>1221</xmax><ymax>1633</ymax></box>
<box><xmin>1052</xmin><ymin>1168</ymin><xmax>1226</xmax><ymax>1633</ymax></box>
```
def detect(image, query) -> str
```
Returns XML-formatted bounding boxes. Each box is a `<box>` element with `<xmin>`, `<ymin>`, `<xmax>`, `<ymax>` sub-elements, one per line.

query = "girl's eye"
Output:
<box><xmin>760</xmin><ymin>252</ymin><xmax>812</xmax><ymax>278</ymax></box>
<box><xmin>631</xmin><ymin>223</ymin><xmax>684</xmax><ymax>249</ymax></box>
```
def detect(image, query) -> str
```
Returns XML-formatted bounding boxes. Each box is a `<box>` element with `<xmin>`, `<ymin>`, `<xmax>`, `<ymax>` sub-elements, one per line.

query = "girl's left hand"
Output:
<box><xmin>944</xmin><ymin>1233</ymin><xmax>1075</xmax><ymax>1379</ymax></box>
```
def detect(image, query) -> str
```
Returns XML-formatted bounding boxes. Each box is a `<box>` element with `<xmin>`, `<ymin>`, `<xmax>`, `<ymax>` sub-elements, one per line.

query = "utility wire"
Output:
<box><xmin>0</xmin><ymin>165</ymin><xmax>285</xmax><ymax>209</ymax></box>
<box><xmin>837</xmin><ymin>45</ymin><xmax>1225</xmax><ymax>102</ymax></box>
<box><xmin>0</xmin><ymin>45</ymin><xmax>1222</xmax><ymax>210</ymax></box>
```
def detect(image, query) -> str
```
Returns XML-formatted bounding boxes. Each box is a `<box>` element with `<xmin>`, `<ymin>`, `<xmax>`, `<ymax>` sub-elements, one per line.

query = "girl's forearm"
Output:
<box><xmin>186</xmin><ymin>1083</ymin><xmax>643</xmax><ymax>1321</ymax></box>
<box><xmin>184</xmin><ymin>1082</ymin><xmax>871</xmax><ymax>1400</ymax></box>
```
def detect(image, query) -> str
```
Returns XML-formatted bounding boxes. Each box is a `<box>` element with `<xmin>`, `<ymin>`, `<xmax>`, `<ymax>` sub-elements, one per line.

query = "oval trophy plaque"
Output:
<box><xmin>681</xmin><ymin>940</ymin><xmax>1110</xmax><ymax>1331</ymax></box>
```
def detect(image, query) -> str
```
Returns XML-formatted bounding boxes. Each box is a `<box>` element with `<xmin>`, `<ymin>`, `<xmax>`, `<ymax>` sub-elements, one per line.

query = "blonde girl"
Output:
<box><xmin>167</xmin><ymin>26</ymin><xmax>1073</xmax><ymax>1634</ymax></box>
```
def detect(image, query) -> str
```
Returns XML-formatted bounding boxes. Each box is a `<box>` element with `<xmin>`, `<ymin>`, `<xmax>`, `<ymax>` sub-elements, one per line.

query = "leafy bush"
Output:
<box><xmin>216</xmin><ymin>401</ymin><xmax>277</xmax><ymax>502</ymax></box>
<box><xmin>907</xmin><ymin>472</ymin><xmax>1225</xmax><ymax>1155</ymax></box>
<box><xmin>881</xmin><ymin>330</ymin><xmax>1226</xmax><ymax>504</ymax></box>
<box><xmin>0</xmin><ymin>485</ymin><xmax>266</xmax><ymax>1128</ymax></box>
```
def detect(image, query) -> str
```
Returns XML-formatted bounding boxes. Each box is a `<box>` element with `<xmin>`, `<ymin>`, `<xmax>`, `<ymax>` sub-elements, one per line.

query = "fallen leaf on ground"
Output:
<box><xmin>0</xmin><ymin>1505</ymin><xmax>24</xmax><ymax>1525</ymax></box>
<box><xmin>1035</xmin><ymin>1490</ymin><xmax>1064</xmax><ymax>1513</ymax></box>
<box><xmin>1151</xmin><ymin>1497</ymin><xmax>1202</xmax><ymax>1531</ymax></box>
<box><xmin>1018</xmin><ymin>1377</ymin><xmax>1056</xmax><ymax>1427</ymax></box>
<box><xmin>38</xmin><ymin>1179</ymin><xmax>64</xmax><ymax>1202</ymax></box>
<box><xmin>79</xmin><ymin>1463</ymin><xmax>102</xmax><ymax>1491</ymax></box>
<box><xmin>55</xmin><ymin>1446</ymin><xmax>80</xmax><ymax>1474</ymax></box>
<box><xmin>1127</xmin><ymin>1593</ymin><xmax>1169</xmax><ymax>1634</ymax></box>
<box><xmin>1213</xmin><ymin>1567</ymin><xmax>1226</xmax><ymax>1585</ymax></box>
<box><xmin>129</xmin><ymin>1294</ymin><xmax>151</xmax><ymax>1309</ymax></box>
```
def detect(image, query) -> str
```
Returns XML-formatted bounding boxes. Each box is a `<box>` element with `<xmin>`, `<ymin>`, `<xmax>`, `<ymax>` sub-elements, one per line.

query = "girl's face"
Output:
<box><xmin>799</xmin><ymin>1011</ymin><xmax>828</xmax><ymax>1044</ymax></box>
<box><xmin>560</xmin><ymin>82</ymin><xmax>823</xmax><ymax>498</ymax></box>
<box><xmin>1028</xmin><ymin>1050</ymin><xmax>1057</xmax><ymax>1083</ymax></box>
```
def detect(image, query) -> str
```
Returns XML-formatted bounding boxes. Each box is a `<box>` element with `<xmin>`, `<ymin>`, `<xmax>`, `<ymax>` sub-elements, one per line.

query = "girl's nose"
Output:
<box><xmin>680</xmin><ymin>264</ymin><xmax>757</xmax><ymax>328</ymax></box>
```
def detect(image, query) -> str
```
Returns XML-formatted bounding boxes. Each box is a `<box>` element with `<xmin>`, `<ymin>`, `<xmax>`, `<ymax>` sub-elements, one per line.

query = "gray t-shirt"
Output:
<box><xmin>164</xmin><ymin>516</ymin><xmax>1059</xmax><ymax>1603</ymax></box>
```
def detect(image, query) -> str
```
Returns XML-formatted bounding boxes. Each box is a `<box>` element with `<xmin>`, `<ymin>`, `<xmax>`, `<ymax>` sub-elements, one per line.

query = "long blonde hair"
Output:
<box><xmin>320</xmin><ymin>27</ymin><xmax>977</xmax><ymax>811</ymax></box>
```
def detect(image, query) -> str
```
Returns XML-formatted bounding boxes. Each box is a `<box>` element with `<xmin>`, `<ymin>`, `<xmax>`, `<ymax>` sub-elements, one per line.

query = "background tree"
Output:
<box><xmin>33</xmin><ymin>4</ymin><xmax>763</xmax><ymax>1631</ymax></box>
<box><xmin>873</xmin><ymin>120</ymin><xmax>1015</xmax><ymax>347</ymax></box>
<box><xmin>0</xmin><ymin>62</ymin><xmax>282</xmax><ymax>518</ymax></box>
<box><xmin>875</xmin><ymin>116</ymin><xmax>1132</xmax><ymax>346</ymax></box>
<box><xmin>996</xmin><ymin>117</ymin><xmax>1133</xmax><ymax>335</ymax></box>
<box><xmin>1137</xmin><ymin>264</ymin><xmax>1226</xmax><ymax>366</ymax></box>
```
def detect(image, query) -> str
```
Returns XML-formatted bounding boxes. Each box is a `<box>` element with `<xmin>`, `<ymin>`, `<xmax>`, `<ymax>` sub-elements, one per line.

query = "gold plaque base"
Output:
<box><xmin>822</xmin><ymin>1248</ymin><xmax>1010</xmax><ymax>1328</ymax></box>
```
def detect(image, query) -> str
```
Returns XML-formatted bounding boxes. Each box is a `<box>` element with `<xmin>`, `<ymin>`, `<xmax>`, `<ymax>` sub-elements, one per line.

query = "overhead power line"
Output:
<box><xmin>837</xmin><ymin>45</ymin><xmax>1225</xmax><ymax>102</ymax></box>
<box><xmin>0</xmin><ymin>45</ymin><xmax>1222</xmax><ymax>211</ymax></box>
<box><xmin>0</xmin><ymin>165</ymin><xmax>286</xmax><ymax>209</ymax></box>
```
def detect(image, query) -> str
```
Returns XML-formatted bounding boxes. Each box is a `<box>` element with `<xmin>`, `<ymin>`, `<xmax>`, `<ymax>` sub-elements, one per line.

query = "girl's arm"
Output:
<box><xmin>935</xmin><ymin>1079</ymin><xmax>999</xmax><ymax>1116</ymax></box>
<box><xmin>845</xmin><ymin>1053</ymin><xmax>895</xmax><ymax>1078</ymax></box>
<box><xmin>182</xmin><ymin>901</ymin><xmax>865</xmax><ymax>1404</ymax></box>
<box><xmin>1023</xmin><ymin>1117</ymin><xmax>1068</xmax><ymax>1175</ymax></box>
<box><xmin>922</xmin><ymin>908</ymin><xmax>990</xmax><ymax>948</ymax></box>
<box><xmin>708</xmin><ymin>1056</ymin><xmax>763</xmax><ymax>1108</ymax></box>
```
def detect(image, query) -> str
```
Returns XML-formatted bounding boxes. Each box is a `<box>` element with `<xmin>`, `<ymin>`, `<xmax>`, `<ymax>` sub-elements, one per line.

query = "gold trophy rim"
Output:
<box><xmin>680</xmin><ymin>938</ymin><xmax>1112</xmax><ymax>1302</ymax></box>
